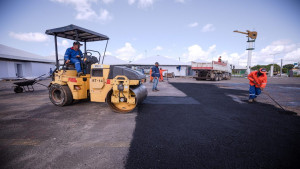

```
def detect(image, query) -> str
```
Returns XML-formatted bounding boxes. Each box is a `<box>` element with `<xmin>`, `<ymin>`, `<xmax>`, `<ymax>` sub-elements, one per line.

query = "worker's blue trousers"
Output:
<box><xmin>249</xmin><ymin>85</ymin><xmax>261</xmax><ymax>99</ymax></box>
<box><xmin>70</xmin><ymin>58</ymin><xmax>82</xmax><ymax>73</ymax></box>
<box><xmin>152</xmin><ymin>78</ymin><xmax>159</xmax><ymax>90</ymax></box>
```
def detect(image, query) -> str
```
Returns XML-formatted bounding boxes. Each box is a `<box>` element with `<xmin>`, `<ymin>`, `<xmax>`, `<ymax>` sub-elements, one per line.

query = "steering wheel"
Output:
<box><xmin>86</xmin><ymin>52</ymin><xmax>93</xmax><ymax>57</ymax></box>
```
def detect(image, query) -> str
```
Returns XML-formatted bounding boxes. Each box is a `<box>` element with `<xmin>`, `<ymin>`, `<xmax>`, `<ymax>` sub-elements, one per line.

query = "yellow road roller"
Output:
<box><xmin>45</xmin><ymin>25</ymin><xmax>147</xmax><ymax>113</ymax></box>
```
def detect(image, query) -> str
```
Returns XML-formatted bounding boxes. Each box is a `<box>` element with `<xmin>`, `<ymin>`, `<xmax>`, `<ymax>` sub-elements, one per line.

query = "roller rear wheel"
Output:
<box><xmin>49</xmin><ymin>84</ymin><xmax>73</xmax><ymax>106</ymax></box>
<box><xmin>106</xmin><ymin>90</ymin><xmax>137</xmax><ymax>113</ymax></box>
<box><xmin>14</xmin><ymin>86</ymin><xmax>23</xmax><ymax>93</ymax></box>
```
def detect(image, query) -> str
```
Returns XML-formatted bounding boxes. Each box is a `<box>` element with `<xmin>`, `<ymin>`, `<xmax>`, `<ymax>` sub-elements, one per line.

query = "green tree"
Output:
<box><xmin>282</xmin><ymin>68</ymin><xmax>288</xmax><ymax>73</ymax></box>
<box><xmin>251</xmin><ymin>65</ymin><xmax>267</xmax><ymax>71</ymax></box>
<box><xmin>283</xmin><ymin>64</ymin><xmax>294</xmax><ymax>70</ymax></box>
<box><xmin>266</xmin><ymin>64</ymin><xmax>280</xmax><ymax>72</ymax></box>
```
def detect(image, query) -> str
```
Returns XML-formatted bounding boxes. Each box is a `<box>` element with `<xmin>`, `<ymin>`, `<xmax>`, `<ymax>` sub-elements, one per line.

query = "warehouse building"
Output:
<box><xmin>130</xmin><ymin>55</ymin><xmax>191</xmax><ymax>76</ymax></box>
<box><xmin>232</xmin><ymin>66</ymin><xmax>247</xmax><ymax>76</ymax></box>
<box><xmin>0</xmin><ymin>44</ymin><xmax>55</xmax><ymax>79</ymax></box>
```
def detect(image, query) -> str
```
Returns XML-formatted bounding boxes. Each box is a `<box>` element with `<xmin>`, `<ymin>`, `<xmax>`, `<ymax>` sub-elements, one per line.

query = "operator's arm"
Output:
<box><xmin>79</xmin><ymin>50</ymin><xmax>83</xmax><ymax>58</ymax></box>
<box><xmin>64</xmin><ymin>48</ymin><xmax>71</xmax><ymax>63</ymax></box>
<box><xmin>260</xmin><ymin>76</ymin><xmax>268</xmax><ymax>89</ymax></box>
<box><xmin>247</xmin><ymin>72</ymin><xmax>254</xmax><ymax>81</ymax></box>
<box><xmin>247</xmin><ymin>72</ymin><xmax>257</xmax><ymax>84</ymax></box>
<box><xmin>249</xmin><ymin>72</ymin><xmax>260</xmax><ymax>87</ymax></box>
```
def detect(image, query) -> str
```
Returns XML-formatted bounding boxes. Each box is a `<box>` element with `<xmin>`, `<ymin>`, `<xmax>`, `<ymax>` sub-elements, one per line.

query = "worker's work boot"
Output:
<box><xmin>253</xmin><ymin>98</ymin><xmax>257</xmax><ymax>102</ymax></box>
<box><xmin>155</xmin><ymin>89</ymin><xmax>159</xmax><ymax>91</ymax></box>
<box><xmin>77</xmin><ymin>72</ymin><xmax>83</xmax><ymax>77</ymax></box>
<box><xmin>248</xmin><ymin>99</ymin><xmax>253</xmax><ymax>103</ymax></box>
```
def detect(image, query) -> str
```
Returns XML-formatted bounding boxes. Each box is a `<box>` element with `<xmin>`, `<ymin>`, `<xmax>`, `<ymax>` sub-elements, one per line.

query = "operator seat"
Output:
<box><xmin>61</xmin><ymin>62</ymin><xmax>76</xmax><ymax>70</ymax></box>
<box><xmin>85</xmin><ymin>56</ymin><xmax>99</xmax><ymax>74</ymax></box>
<box><xmin>58</xmin><ymin>59</ymin><xmax>75</xmax><ymax>70</ymax></box>
<box><xmin>65</xmin><ymin>63</ymin><xmax>76</xmax><ymax>70</ymax></box>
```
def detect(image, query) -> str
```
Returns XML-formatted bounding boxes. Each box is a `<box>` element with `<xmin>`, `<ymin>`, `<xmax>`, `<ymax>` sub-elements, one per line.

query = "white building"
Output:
<box><xmin>0</xmin><ymin>44</ymin><xmax>55</xmax><ymax>79</ymax></box>
<box><xmin>130</xmin><ymin>55</ymin><xmax>191</xmax><ymax>76</ymax></box>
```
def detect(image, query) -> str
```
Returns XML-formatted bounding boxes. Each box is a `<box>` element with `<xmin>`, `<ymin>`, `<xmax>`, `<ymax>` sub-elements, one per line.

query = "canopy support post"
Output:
<box><xmin>54</xmin><ymin>34</ymin><xmax>59</xmax><ymax>69</ymax></box>
<box><xmin>102</xmin><ymin>40</ymin><xmax>109</xmax><ymax>64</ymax></box>
<box><xmin>84</xmin><ymin>40</ymin><xmax>86</xmax><ymax>55</ymax></box>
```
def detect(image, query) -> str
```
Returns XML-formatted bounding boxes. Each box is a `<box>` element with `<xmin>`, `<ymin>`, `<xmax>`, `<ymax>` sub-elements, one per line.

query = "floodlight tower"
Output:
<box><xmin>233</xmin><ymin>30</ymin><xmax>257</xmax><ymax>74</ymax></box>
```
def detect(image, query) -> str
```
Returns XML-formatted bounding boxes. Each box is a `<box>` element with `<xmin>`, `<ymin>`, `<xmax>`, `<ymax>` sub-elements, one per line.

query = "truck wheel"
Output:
<box><xmin>14</xmin><ymin>86</ymin><xmax>23</xmax><ymax>93</ymax></box>
<box><xmin>213</xmin><ymin>74</ymin><xmax>218</xmax><ymax>81</ymax></box>
<box><xmin>49</xmin><ymin>84</ymin><xmax>73</xmax><ymax>106</ymax></box>
<box><xmin>218</xmin><ymin>74</ymin><xmax>222</xmax><ymax>81</ymax></box>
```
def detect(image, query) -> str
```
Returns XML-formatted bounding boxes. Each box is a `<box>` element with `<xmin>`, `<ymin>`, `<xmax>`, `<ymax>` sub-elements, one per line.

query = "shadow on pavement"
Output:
<box><xmin>125</xmin><ymin>83</ymin><xmax>300</xmax><ymax>169</ymax></box>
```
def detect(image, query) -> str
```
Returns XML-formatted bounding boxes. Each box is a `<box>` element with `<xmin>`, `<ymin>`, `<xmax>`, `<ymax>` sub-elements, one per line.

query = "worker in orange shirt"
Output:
<box><xmin>247</xmin><ymin>68</ymin><xmax>268</xmax><ymax>103</ymax></box>
<box><xmin>159</xmin><ymin>68</ymin><xmax>167</xmax><ymax>82</ymax></box>
<box><xmin>149</xmin><ymin>68</ymin><xmax>153</xmax><ymax>82</ymax></box>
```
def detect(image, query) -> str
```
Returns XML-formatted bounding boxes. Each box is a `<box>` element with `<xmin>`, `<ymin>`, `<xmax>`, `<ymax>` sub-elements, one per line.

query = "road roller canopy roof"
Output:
<box><xmin>45</xmin><ymin>24</ymin><xmax>109</xmax><ymax>42</ymax></box>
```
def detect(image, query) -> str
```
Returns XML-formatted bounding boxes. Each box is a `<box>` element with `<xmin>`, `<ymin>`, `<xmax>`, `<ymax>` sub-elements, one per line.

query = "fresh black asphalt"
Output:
<box><xmin>125</xmin><ymin>83</ymin><xmax>300</xmax><ymax>169</ymax></box>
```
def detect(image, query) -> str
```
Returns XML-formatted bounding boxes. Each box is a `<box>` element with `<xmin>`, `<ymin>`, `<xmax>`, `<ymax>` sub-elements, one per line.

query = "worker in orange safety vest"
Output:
<box><xmin>149</xmin><ymin>68</ymin><xmax>153</xmax><ymax>82</ymax></box>
<box><xmin>159</xmin><ymin>68</ymin><xmax>167</xmax><ymax>82</ymax></box>
<box><xmin>247</xmin><ymin>68</ymin><xmax>268</xmax><ymax>103</ymax></box>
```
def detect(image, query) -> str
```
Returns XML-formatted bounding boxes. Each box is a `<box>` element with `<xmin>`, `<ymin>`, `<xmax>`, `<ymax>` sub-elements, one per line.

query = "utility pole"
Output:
<box><xmin>280</xmin><ymin>59</ymin><xmax>283</xmax><ymax>77</ymax></box>
<box><xmin>246</xmin><ymin>38</ymin><xmax>255</xmax><ymax>74</ymax></box>
<box><xmin>270</xmin><ymin>53</ymin><xmax>280</xmax><ymax>77</ymax></box>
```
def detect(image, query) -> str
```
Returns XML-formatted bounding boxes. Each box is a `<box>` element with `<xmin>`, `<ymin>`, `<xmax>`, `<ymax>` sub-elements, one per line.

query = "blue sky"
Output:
<box><xmin>0</xmin><ymin>0</ymin><xmax>299</xmax><ymax>66</ymax></box>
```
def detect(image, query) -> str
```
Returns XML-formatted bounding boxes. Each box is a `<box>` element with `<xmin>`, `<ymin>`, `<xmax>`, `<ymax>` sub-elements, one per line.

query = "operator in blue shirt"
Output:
<box><xmin>151</xmin><ymin>62</ymin><xmax>160</xmax><ymax>91</ymax></box>
<box><xmin>64</xmin><ymin>41</ymin><xmax>84</xmax><ymax>76</ymax></box>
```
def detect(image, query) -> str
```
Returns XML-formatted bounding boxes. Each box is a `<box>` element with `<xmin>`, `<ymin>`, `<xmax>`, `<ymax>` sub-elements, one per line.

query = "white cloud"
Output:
<box><xmin>201</xmin><ymin>24</ymin><xmax>215</xmax><ymax>32</ymax></box>
<box><xmin>115</xmin><ymin>42</ymin><xmax>137</xmax><ymax>61</ymax></box>
<box><xmin>9</xmin><ymin>32</ymin><xmax>49</xmax><ymax>42</ymax></box>
<box><xmin>257</xmin><ymin>40</ymin><xmax>300</xmax><ymax>65</ymax></box>
<box><xmin>284</xmin><ymin>48</ymin><xmax>300</xmax><ymax>61</ymax></box>
<box><xmin>153</xmin><ymin>46</ymin><xmax>163</xmax><ymax>51</ymax></box>
<box><xmin>175</xmin><ymin>0</ymin><xmax>185</xmax><ymax>3</ymax></box>
<box><xmin>182</xmin><ymin>44</ymin><xmax>216</xmax><ymax>62</ymax></box>
<box><xmin>128</xmin><ymin>0</ymin><xmax>154</xmax><ymax>8</ymax></box>
<box><xmin>260</xmin><ymin>40</ymin><xmax>296</xmax><ymax>55</ymax></box>
<box><xmin>102</xmin><ymin>0</ymin><xmax>114</xmax><ymax>4</ymax></box>
<box><xmin>218</xmin><ymin>40</ymin><xmax>300</xmax><ymax>67</ymax></box>
<box><xmin>128</xmin><ymin>0</ymin><xmax>136</xmax><ymax>5</ymax></box>
<box><xmin>98</xmin><ymin>9</ymin><xmax>112</xmax><ymax>21</ymax></box>
<box><xmin>134</xmin><ymin>53</ymin><xmax>145</xmax><ymax>61</ymax></box>
<box><xmin>216</xmin><ymin>51</ymin><xmax>248</xmax><ymax>67</ymax></box>
<box><xmin>104</xmin><ymin>51</ymin><xmax>112</xmax><ymax>55</ymax></box>
<box><xmin>58</xmin><ymin>40</ymin><xmax>70</xmax><ymax>48</ymax></box>
<box><xmin>51</xmin><ymin>0</ymin><xmax>112</xmax><ymax>22</ymax></box>
<box><xmin>188</xmin><ymin>22</ymin><xmax>198</xmax><ymax>28</ymax></box>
